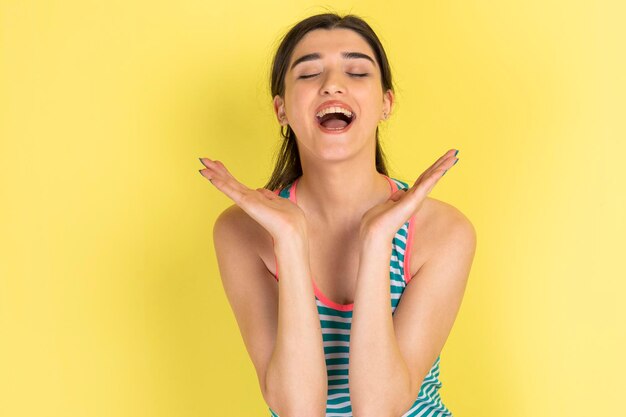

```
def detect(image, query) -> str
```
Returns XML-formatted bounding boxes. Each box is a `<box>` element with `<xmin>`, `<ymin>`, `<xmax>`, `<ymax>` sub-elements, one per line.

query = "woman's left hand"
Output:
<box><xmin>359</xmin><ymin>148</ymin><xmax>459</xmax><ymax>242</ymax></box>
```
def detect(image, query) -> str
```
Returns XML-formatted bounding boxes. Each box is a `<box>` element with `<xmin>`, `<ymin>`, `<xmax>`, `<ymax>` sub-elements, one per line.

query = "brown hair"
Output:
<box><xmin>263</xmin><ymin>13</ymin><xmax>394</xmax><ymax>191</ymax></box>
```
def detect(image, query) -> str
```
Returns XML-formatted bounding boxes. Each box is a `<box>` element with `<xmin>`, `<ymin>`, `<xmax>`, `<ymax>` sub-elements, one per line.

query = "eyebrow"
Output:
<box><xmin>289</xmin><ymin>51</ymin><xmax>376</xmax><ymax>70</ymax></box>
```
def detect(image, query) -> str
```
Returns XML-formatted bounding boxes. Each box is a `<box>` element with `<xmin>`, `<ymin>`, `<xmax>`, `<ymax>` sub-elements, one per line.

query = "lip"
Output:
<box><xmin>314</xmin><ymin>100</ymin><xmax>356</xmax><ymax>134</ymax></box>
<box><xmin>314</xmin><ymin>100</ymin><xmax>356</xmax><ymax>116</ymax></box>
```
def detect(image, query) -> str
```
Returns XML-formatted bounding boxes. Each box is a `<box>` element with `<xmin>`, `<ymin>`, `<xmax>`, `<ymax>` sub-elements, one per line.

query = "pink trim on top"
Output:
<box><xmin>271</xmin><ymin>237</ymin><xmax>279</xmax><ymax>282</ymax></box>
<box><xmin>271</xmin><ymin>174</ymin><xmax>397</xmax><ymax>311</ymax></box>
<box><xmin>404</xmin><ymin>214</ymin><xmax>416</xmax><ymax>284</ymax></box>
<box><xmin>311</xmin><ymin>279</ymin><xmax>354</xmax><ymax>312</ymax></box>
<box><xmin>270</xmin><ymin>189</ymin><xmax>281</xmax><ymax>282</ymax></box>
<box><xmin>385</xmin><ymin>175</ymin><xmax>399</xmax><ymax>193</ymax></box>
<box><xmin>287</xmin><ymin>177</ymin><xmax>299</xmax><ymax>203</ymax></box>
<box><xmin>385</xmin><ymin>178</ymin><xmax>416</xmax><ymax>284</ymax></box>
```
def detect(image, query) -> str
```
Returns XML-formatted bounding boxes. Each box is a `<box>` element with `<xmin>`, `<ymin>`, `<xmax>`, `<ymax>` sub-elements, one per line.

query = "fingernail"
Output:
<box><xmin>454</xmin><ymin>149</ymin><xmax>459</xmax><ymax>156</ymax></box>
<box><xmin>453</xmin><ymin>158</ymin><xmax>459</xmax><ymax>165</ymax></box>
<box><xmin>199</xmin><ymin>157</ymin><xmax>204</xmax><ymax>164</ymax></box>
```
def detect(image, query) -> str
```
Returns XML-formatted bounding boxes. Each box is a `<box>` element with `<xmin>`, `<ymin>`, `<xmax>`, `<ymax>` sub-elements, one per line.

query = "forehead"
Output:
<box><xmin>289</xmin><ymin>28</ymin><xmax>376</xmax><ymax>66</ymax></box>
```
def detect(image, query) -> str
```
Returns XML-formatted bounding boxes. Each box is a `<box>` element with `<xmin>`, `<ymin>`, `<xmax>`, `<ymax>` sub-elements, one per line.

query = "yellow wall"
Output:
<box><xmin>1</xmin><ymin>1</ymin><xmax>624</xmax><ymax>416</ymax></box>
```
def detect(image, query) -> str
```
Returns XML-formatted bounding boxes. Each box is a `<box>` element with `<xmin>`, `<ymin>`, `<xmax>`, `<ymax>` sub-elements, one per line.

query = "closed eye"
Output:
<box><xmin>298</xmin><ymin>72</ymin><xmax>369</xmax><ymax>79</ymax></box>
<box><xmin>298</xmin><ymin>73</ymin><xmax>321</xmax><ymax>79</ymax></box>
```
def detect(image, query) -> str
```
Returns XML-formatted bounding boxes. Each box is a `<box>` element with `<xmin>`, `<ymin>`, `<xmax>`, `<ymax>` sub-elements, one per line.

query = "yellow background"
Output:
<box><xmin>1</xmin><ymin>1</ymin><xmax>624</xmax><ymax>416</ymax></box>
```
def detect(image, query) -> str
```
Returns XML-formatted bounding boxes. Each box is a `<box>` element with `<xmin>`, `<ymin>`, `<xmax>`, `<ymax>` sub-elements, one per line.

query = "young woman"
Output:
<box><xmin>199</xmin><ymin>13</ymin><xmax>476</xmax><ymax>417</ymax></box>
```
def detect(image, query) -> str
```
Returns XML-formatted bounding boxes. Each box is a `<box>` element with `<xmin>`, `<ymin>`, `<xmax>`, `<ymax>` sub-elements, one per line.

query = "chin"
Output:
<box><xmin>313</xmin><ymin>134</ymin><xmax>372</xmax><ymax>161</ymax></box>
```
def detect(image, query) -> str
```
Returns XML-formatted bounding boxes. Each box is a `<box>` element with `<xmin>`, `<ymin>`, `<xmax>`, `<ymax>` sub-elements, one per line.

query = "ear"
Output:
<box><xmin>381</xmin><ymin>89</ymin><xmax>394</xmax><ymax>120</ymax></box>
<box><xmin>273</xmin><ymin>95</ymin><xmax>288</xmax><ymax>126</ymax></box>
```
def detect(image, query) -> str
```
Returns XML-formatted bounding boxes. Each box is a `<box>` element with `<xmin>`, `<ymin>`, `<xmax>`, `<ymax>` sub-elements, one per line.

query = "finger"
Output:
<box><xmin>213</xmin><ymin>160</ymin><xmax>238</xmax><ymax>181</ymax></box>
<box><xmin>200</xmin><ymin>159</ymin><xmax>238</xmax><ymax>184</ymax></box>
<box><xmin>200</xmin><ymin>158</ymin><xmax>237</xmax><ymax>181</ymax></box>
<box><xmin>198</xmin><ymin>160</ymin><xmax>252</xmax><ymax>204</ymax></box>
<box><xmin>408</xmin><ymin>156</ymin><xmax>458</xmax><ymax>200</ymax></box>
<box><xmin>422</xmin><ymin>157</ymin><xmax>459</xmax><ymax>194</ymax></box>
<box><xmin>200</xmin><ymin>172</ymin><xmax>243</xmax><ymax>201</ymax></box>
<box><xmin>419</xmin><ymin>149</ymin><xmax>456</xmax><ymax>177</ymax></box>
<box><xmin>440</xmin><ymin>156</ymin><xmax>459</xmax><ymax>177</ymax></box>
<box><xmin>426</xmin><ymin>149</ymin><xmax>457</xmax><ymax>176</ymax></box>
<box><xmin>411</xmin><ymin>149</ymin><xmax>458</xmax><ymax>189</ymax></box>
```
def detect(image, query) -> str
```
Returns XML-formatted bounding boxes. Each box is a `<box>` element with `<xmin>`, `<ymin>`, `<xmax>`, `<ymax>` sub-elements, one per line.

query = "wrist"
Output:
<box><xmin>360</xmin><ymin>235</ymin><xmax>392</xmax><ymax>254</ymax></box>
<box><xmin>274</xmin><ymin>232</ymin><xmax>309</xmax><ymax>255</ymax></box>
<box><xmin>359</xmin><ymin>228</ymin><xmax>393</xmax><ymax>249</ymax></box>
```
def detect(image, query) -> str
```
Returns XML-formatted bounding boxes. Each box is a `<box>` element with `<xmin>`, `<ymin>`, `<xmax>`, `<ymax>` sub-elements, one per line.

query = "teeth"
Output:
<box><xmin>315</xmin><ymin>106</ymin><xmax>354</xmax><ymax>119</ymax></box>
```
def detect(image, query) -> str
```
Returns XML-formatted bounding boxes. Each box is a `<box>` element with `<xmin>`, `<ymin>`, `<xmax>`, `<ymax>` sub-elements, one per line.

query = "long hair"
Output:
<box><xmin>263</xmin><ymin>13</ymin><xmax>395</xmax><ymax>191</ymax></box>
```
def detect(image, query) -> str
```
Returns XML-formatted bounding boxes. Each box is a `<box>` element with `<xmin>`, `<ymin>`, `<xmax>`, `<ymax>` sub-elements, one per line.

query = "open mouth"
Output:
<box><xmin>315</xmin><ymin>107</ymin><xmax>356</xmax><ymax>132</ymax></box>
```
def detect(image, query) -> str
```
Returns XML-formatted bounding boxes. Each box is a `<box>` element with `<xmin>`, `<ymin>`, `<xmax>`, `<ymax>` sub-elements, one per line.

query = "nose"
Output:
<box><xmin>320</xmin><ymin>70</ymin><xmax>345</xmax><ymax>95</ymax></box>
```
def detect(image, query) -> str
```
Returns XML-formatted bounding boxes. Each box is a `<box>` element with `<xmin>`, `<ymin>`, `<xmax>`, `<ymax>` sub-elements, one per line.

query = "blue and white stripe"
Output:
<box><xmin>269</xmin><ymin>177</ymin><xmax>453</xmax><ymax>417</ymax></box>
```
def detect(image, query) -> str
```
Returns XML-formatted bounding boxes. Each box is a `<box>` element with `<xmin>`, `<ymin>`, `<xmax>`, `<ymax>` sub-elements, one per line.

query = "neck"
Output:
<box><xmin>296</xmin><ymin>164</ymin><xmax>392</xmax><ymax>227</ymax></box>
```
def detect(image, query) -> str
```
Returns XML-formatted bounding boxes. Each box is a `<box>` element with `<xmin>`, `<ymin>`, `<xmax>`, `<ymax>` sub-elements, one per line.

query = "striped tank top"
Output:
<box><xmin>268</xmin><ymin>174</ymin><xmax>453</xmax><ymax>417</ymax></box>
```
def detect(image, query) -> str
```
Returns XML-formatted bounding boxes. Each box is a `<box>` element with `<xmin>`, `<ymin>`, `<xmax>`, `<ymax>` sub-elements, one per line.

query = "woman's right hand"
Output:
<box><xmin>199</xmin><ymin>157</ymin><xmax>307</xmax><ymax>242</ymax></box>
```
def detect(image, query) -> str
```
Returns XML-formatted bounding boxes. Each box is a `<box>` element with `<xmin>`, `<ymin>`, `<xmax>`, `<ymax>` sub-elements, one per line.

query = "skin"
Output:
<box><xmin>200</xmin><ymin>27</ymin><xmax>475</xmax><ymax>416</ymax></box>
<box><xmin>273</xmin><ymin>28</ymin><xmax>396</xmax><ymax>226</ymax></box>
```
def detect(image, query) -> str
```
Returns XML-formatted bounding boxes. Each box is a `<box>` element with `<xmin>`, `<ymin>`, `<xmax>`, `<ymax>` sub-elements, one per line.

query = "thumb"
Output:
<box><xmin>257</xmin><ymin>188</ymin><xmax>278</xmax><ymax>200</ymax></box>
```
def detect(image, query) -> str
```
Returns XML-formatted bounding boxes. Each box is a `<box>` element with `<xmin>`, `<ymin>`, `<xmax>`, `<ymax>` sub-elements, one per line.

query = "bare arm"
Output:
<box><xmin>350</xmin><ymin>212</ymin><xmax>475</xmax><ymax>417</ymax></box>
<box><xmin>266</xmin><ymin>236</ymin><xmax>328</xmax><ymax>417</ymax></box>
<box><xmin>349</xmin><ymin>149</ymin><xmax>471</xmax><ymax>416</ymax></box>
<box><xmin>201</xmin><ymin>157</ymin><xmax>328</xmax><ymax>416</ymax></box>
<box><xmin>213</xmin><ymin>206</ymin><xmax>327</xmax><ymax>417</ymax></box>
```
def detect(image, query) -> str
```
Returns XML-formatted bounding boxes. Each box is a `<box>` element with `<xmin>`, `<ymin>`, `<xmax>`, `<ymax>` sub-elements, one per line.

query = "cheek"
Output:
<box><xmin>286</xmin><ymin>92</ymin><xmax>314</xmax><ymax>123</ymax></box>
<box><xmin>359</xmin><ymin>98</ymin><xmax>384</xmax><ymax>123</ymax></box>
<box><xmin>356</xmin><ymin>87</ymin><xmax>384</xmax><ymax>112</ymax></box>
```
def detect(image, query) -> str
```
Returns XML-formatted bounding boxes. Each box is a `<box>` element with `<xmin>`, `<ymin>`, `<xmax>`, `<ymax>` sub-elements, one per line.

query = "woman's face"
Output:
<box><xmin>273</xmin><ymin>28</ymin><xmax>393</xmax><ymax>161</ymax></box>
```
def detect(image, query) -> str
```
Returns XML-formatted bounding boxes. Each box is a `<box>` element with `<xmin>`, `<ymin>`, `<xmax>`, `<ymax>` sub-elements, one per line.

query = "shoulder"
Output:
<box><xmin>213</xmin><ymin>204</ymin><xmax>247</xmax><ymax>238</ymax></box>
<box><xmin>213</xmin><ymin>204</ymin><xmax>271</xmax><ymax>255</ymax></box>
<box><xmin>423</xmin><ymin>197</ymin><xmax>476</xmax><ymax>241</ymax></box>
<box><xmin>408</xmin><ymin>197</ymin><xmax>477</xmax><ymax>277</ymax></box>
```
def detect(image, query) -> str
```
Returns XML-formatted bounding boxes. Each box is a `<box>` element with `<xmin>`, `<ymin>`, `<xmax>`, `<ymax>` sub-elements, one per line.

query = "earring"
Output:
<box><xmin>383</xmin><ymin>112</ymin><xmax>388</xmax><ymax>119</ymax></box>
